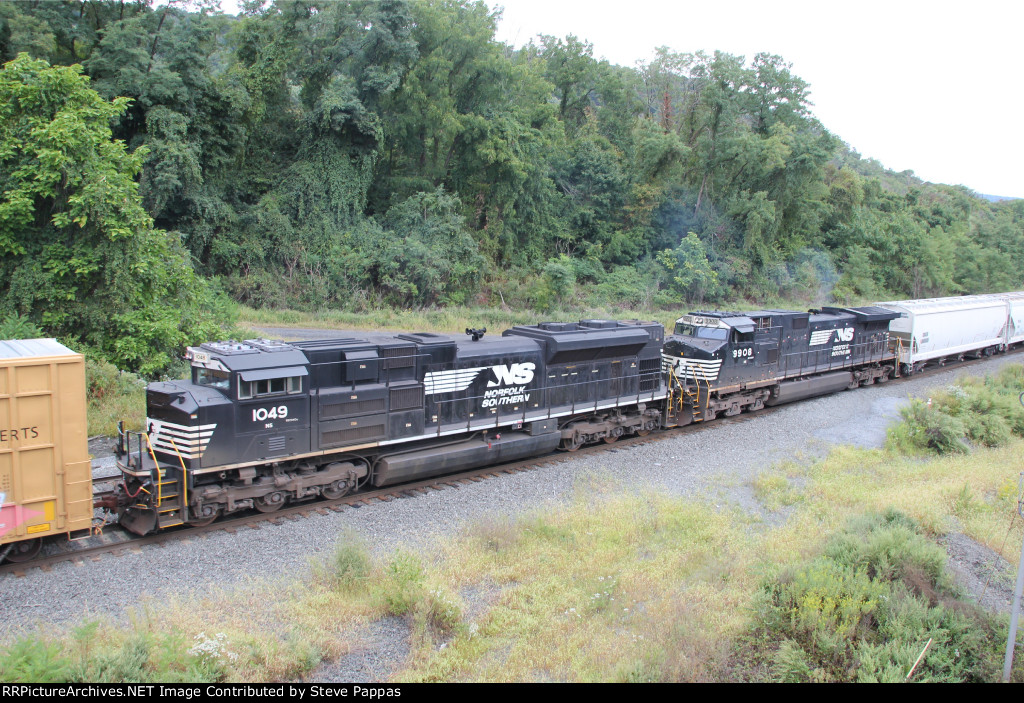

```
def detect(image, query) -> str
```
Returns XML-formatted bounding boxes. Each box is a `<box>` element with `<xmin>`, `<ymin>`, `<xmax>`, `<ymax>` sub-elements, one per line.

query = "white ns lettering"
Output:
<box><xmin>488</xmin><ymin>362</ymin><xmax>536</xmax><ymax>387</ymax></box>
<box><xmin>835</xmin><ymin>327</ymin><xmax>855</xmax><ymax>342</ymax></box>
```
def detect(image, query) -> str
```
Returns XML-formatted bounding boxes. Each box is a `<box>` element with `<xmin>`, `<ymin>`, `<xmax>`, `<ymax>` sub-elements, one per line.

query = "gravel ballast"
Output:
<box><xmin>1</xmin><ymin>356</ymin><xmax>1020</xmax><ymax>664</ymax></box>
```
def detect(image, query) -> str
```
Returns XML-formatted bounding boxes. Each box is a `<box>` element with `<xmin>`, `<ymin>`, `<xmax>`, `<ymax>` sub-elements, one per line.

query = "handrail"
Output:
<box><xmin>143</xmin><ymin>433</ymin><xmax>162</xmax><ymax>506</ymax></box>
<box><xmin>420</xmin><ymin>363</ymin><xmax>665</xmax><ymax>430</ymax></box>
<box><xmin>167</xmin><ymin>436</ymin><xmax>189</xmax><ymax>514</ymax></box>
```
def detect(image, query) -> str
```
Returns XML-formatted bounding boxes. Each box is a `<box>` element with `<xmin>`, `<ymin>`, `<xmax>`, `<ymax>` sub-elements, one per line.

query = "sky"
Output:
<box><xmin>487</xmin><ymin>0</ymin><xmax>1024</xmax><ymax>197</ymax></box>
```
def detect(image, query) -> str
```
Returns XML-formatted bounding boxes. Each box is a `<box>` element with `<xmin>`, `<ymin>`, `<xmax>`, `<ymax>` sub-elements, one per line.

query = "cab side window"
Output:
<box><xmin>239</xmin><ymin>376</ymin><xmax>302</xmax><ymax>400</ymax></box>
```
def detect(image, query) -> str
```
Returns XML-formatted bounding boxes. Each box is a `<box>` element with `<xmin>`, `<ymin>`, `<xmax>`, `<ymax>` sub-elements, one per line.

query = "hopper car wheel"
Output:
<box><xmin>5</xmin><ymin>538</ymin><xmax>42</xmax><ymax>563</ymax></box>
<box><xmin>636</xmin><ymin>428</ymin><xmax>651</xmax><ymax>437</ymax></box>
<box><xmin>603</xmin><ymin>427</ymin><xmax>623</xmax><ymax>444</ymax></box>
<box><xmin>255</xmin><ymin>492</ymin><xmax>286</xmax><ymax>513</ymax></box>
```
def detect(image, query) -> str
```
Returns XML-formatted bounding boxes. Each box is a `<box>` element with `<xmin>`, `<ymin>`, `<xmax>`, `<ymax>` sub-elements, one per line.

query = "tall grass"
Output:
<box><xmin>3</xmin><ymin>437</ymin><xmax>1023</xmax><ymax>682</ymax></box>
<box><xmin>237</xmin><ymin>304</ymin><xmax>681</xmax><ymax>337</ymax></box>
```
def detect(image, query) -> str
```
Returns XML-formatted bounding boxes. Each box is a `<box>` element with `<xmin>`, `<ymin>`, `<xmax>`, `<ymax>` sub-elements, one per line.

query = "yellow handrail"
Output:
<box><xmin>143</xmin><ymin>433</ymin><xmax>162</xmax><ymax>506</ymax></box>
<box><xmin>168</xmin><ymin>436</ymin><xmax>189</xmax><ymax>516</ymax></box>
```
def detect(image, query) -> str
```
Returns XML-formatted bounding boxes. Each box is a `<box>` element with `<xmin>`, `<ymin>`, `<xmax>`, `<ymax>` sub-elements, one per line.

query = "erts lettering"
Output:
<box><xmin>488</xmin><ymin>362</ymin><xmax>535</xmax><ymax>387</ymax></box>
<box><xmin>0</xmin><ymin>427</ymin><xmax>40</xmax><ymax>443</ymax></box>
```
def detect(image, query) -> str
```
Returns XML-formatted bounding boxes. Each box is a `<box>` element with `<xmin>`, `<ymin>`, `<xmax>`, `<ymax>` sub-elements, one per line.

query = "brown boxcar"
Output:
<box><xmin>0</xmin><ymin>339</ymin><xmax>92</xmax><ymax>562</ymax></box>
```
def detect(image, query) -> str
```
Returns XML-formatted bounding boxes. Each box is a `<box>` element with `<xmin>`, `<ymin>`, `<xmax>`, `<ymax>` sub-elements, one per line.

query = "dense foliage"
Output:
<box><xmin>0</xmin><ymin>52</ymin><xmax>223</xmax><ymax>373</ymax></box>
<box><xmin>751</xmin><ymin>510</ymin><xmax>1005</xmax><ymax>683</ymax></box>
<box><xmin>1</xmin><ymin>0</ymin><xmax>1022</xmax><ymax>369</ymax></box>
<box><xmin>888</xmin><ymin>364</ymin><xmax>1024</xmax><ymax>455</ymax></box>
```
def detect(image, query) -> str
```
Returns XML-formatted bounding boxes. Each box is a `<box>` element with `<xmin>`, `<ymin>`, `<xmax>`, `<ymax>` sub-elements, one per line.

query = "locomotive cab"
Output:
<box><xmin>663</xmin><ymin>313</ymin><xmax>777</xmax><ymax>388</ymax></box>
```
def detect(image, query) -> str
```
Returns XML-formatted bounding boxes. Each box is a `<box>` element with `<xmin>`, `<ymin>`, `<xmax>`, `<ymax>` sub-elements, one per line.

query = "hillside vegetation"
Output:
<box><xmin>1</xmin><ymin>1</ymin><xmax>1022</xmax><ymax>373</ymax></box>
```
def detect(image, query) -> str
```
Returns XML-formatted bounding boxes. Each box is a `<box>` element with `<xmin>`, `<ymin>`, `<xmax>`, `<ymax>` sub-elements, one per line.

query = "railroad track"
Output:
<box><xmin>1</xmin><ymin>350</ymin><xmax>1015</xmax><ymax>577</ymax></box>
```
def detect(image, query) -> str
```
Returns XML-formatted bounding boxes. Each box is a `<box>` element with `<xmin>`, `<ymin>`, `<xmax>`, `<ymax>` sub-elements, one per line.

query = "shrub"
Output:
<box><xmin>381</xmin><ymin>551</ymin><xmax>426</xmax><ymax>616</ymax></box>
<box><xmin>412</xmin><ymin>586</ymin><xmax>463</xmax><ymax>640</ymax></box>
<box><xmin>331</xmin><ymin>532</ymin><xmax>371</xmax><ymax>589</ymax></box>
<box><xmin>0</xmin><ymin>313</ymin><xmax>43</xmax><ymax>339</ymax></box>
<box><xmin>0</xmin><ymin>636</ymin><xmax>72</xmax><ymax>683</ymax></box>
<box><xmin>890</xmin><ymin>367</ymin><xmax>1024</xmax><ymax>455</ymax></box>
<box><xmin>85</xmin><ymin>356</ymin><xmax>146</xmax><ymax>436</ymax></box>
<box><xmin>888</xmin><ymin>400</ymin><xmax>969</xmax><ymax>455</ymax></box>
<box><xmin>751</xmin><ymin>510</ymin><xmax>1004</xmax><ymax>683</ymax></box>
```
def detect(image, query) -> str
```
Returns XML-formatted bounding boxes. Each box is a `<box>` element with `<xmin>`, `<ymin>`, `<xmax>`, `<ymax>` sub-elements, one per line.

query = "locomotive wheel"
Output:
<box><xmin>255</xmin><ymin>491</ymin><xmax>286</xmax><ymax>513</ymax></box>
<box><xmin>4</xmin><ymin>538</ymin><xmax>42</xmax><ymax>563</ymax></box>
<box><xmin>560</xmin><ymin>434</ymin><xmax>584</xmax><ymax>452</ymax></box>
<box><xmin>187</xmin><ymin>509</ymin><xmax>221</xmax><ymax>527</ymax></box>
<box><xmin>603</xmin><ymin>427</ymin><xmax>623</xmax><ymax>444</ymax></box>
<box><xmin>321</xmin><ymin>480</ymin><xmax>351</xmax><ymax>500</ymax></box>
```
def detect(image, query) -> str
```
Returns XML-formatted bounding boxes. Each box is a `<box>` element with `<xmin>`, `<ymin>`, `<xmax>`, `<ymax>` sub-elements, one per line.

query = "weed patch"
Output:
<box><xmin>748</xmin><ymin>511</ymin><xmax>1009</xmax><ymax>682</ymax></box>
<box><xmin>888</xmin><ymin>365</ymin><xmax>1024</xmax><ymax>455</ymax></box>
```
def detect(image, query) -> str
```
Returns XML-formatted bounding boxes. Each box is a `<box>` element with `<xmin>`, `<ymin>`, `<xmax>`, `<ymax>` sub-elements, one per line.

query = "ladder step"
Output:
<box><xmin>158</xmin><ymin>515</ymin><xmax>184</xmax><ymax>528</ymax></box>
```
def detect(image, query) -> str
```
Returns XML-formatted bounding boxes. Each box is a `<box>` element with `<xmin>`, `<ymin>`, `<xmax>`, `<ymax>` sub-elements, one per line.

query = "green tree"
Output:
<box><xmin>338</xmin><ymin>188</ymin><xmax>486</xmax><ymax>306</ymax></box>
<box><xmin>657</xmin><ymin>232</ymin><xmax>719</xmax><ymax>305</ymax></box>
<box><xmin>0</xmin><ymin>54</ymin><xmax>219</xmax><ymax>373</ymax></box>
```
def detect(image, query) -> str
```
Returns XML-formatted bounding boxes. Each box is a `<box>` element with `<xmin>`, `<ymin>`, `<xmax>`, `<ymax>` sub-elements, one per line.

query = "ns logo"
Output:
<box><xmin>835</xmin><ymin>327</ymin><xmax>855</xmax><ymax>342</ymax></box>
<box><xmin>488</xmin><ymin>362</ymin><xmax>536</xmax><ymax>387</ymax></box>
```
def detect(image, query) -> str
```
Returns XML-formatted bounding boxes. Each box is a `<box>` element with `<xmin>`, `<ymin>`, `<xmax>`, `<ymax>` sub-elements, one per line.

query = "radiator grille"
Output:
<box><xmin>321</xmin><ymin>424</ymin><xmax>385</xmax><ymax>447</ymax></box>
<box><xmin>268</xmin><ymin>436</ymin><xmax>287</xmax><ymax>452</ymax></box>
<box><xmin>390</xmin><ymin>385</ymin><xmax>423</xmax><ymax>411</ymax></box>
<box><xmin>639</xmin><ymin>357</ymin><xmax>661</xmax><ymax>392</ymax></box>
<box><xmin>380</xmin><ymin>346</ymin><xmax>416</xmax><ymax>369</ymax></box>
<box><xmin>321</xmin><ymin>397</ymin><xmax>386</xmax><ymax>419</ymax></box>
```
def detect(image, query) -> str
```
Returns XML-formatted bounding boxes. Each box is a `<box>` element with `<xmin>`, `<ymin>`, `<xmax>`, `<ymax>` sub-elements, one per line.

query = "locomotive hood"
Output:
<box><xmin>663</xmin><ymin>335</ymin><xmax>725</xmax><ymax>358</ymax></box>
<box><xmin>147</xmin><ymin>380</ymin><xmax>200</xmax><ymax>416</ymax></box>
<box><xmin>665</xmin><ymin>313</ymin><xmax>753</xmax><ymax>357</ymax></box>
<box><xmin>147</xmin><ymin>380</ymin><xmax>232</xmax><ymax>416</ymax></box>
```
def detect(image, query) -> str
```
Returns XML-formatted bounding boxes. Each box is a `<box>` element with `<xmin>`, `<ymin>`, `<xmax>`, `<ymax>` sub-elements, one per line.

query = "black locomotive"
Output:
<box><xmin>115</xmin><ymin>320</ymin><xmax>666</xmax><ymax>533</ymax></box>
<box><xmin>661</xmin><ymin>306</ymin><xmax>899</xmax><ymax>423</ymax></box>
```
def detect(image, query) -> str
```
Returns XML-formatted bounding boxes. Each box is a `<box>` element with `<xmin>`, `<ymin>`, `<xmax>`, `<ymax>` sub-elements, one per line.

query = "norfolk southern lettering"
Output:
<box><xmin>482</xmin><ymin>385</ymin><xmax>531</xmax><ymax>407</ymax></box>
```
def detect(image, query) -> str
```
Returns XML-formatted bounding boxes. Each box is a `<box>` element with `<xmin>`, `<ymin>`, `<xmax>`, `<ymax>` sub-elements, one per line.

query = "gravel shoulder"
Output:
<box><xmin>2</xmin><ymin>354</ymin><xmax>1021</xmax><ymax>679</ymax></box>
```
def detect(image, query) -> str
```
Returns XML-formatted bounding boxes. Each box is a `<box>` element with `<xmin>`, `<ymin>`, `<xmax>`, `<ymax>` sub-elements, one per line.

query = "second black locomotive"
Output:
<box><xmin>661</xmin><ymin>306</ymin><xmax>899</xmax><ymax>423</ymax></box>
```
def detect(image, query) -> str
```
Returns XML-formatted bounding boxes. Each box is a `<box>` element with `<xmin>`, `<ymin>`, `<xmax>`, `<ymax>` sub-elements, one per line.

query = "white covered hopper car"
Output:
<box><xmin>875</xmin><ymin>295</ymin><xmax>1011</xmax><ymax>374</ymax></box>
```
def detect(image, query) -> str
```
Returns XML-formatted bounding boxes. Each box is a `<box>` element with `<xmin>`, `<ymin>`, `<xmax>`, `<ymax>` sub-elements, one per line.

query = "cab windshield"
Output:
<box><xmin>674</xmin><ymin>323</ymin><xmax>728</xmax><ymax>340</ymax></box>
<box><xmin>194</xmin><ymin>367</ymin><xmax>230</xmax><ymax>390</ymax></box>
